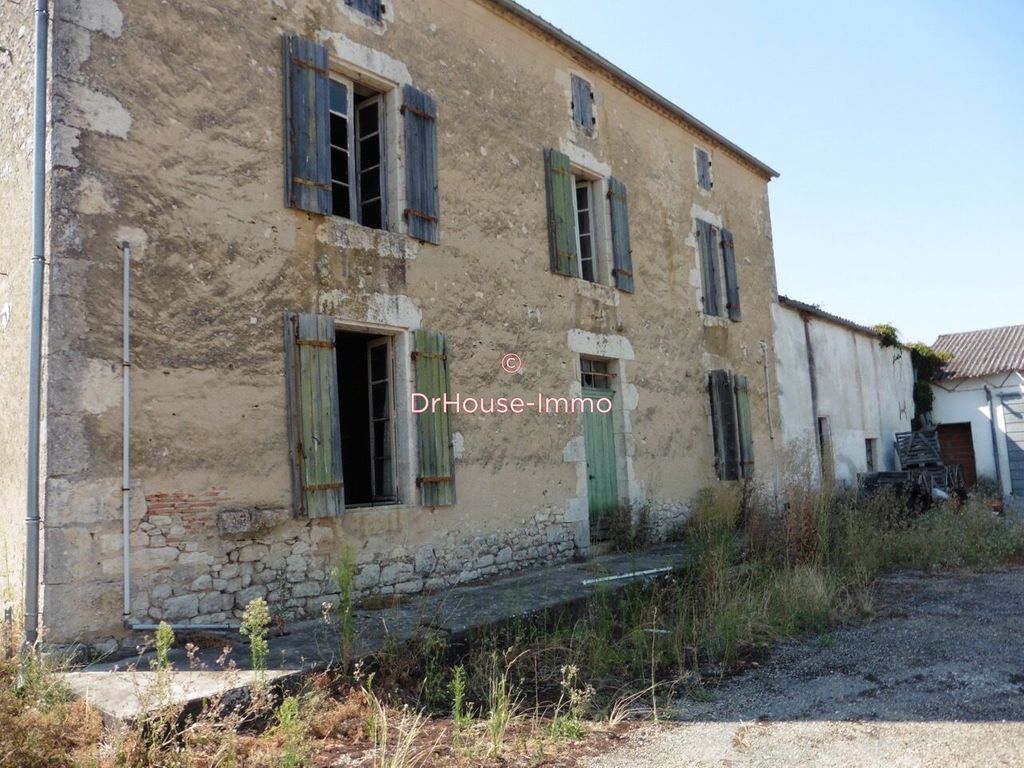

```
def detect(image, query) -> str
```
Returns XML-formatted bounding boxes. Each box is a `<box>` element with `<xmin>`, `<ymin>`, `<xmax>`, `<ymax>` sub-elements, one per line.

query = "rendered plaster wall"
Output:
<box><xmin>37</xmin><ymin>0</ymin><xmax>781</xmax><ymax>646</ymax></box>
<box><xmin>772</xmin><ymin>304</ymin><xmax>914</xmax><ymax>487</ymax></box>
<box><xmin>0</xmin><ymin>2</ymin><xmax>40</xmax><ymax>619</ymax></box>
<box><xmin>931</xmin><ymin>373</ymin><xmax>1024</xmax><ymax>497</ymax></box>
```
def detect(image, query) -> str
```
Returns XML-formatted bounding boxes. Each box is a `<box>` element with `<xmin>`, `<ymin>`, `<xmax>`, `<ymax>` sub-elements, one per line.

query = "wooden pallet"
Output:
<box><xmin>895</xmin><ymin>429</ymin><xmax>944</xmax><ymax>468</ymax></box>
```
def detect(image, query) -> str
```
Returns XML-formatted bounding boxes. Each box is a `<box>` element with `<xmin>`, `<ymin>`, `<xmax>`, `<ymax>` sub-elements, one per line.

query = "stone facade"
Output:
<box><xmin>1</xmin><ymin>0</ymin><xmax>784</xmax><ymax>648</ymax></box>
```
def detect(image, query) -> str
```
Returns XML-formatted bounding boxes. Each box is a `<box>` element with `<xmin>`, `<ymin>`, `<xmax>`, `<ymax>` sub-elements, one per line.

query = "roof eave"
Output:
<box><xmin>481</xmin><ymin>0</ymin><xmax>780</xmax><ymax>181</ymax></box>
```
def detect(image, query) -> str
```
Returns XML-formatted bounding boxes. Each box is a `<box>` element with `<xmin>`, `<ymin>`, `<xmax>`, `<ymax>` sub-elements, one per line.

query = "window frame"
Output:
<box><xmin>328</xmin><ymin>73</ymin><xmax>389</xmax><ymax>230</ymax></box>
<box><xmin>366</xmin><ymin>335</ymin><xmax>398</xmax><ymax>504</ymax></box>
<box><xmin>581</xmin><ymin>357</ymin><xmax>614</xmax><ymax>390</ymax></box>
<box><xmin>574</xmin><ymin>179</ymin><xmax>596</xmax><ymax>283</ymax></box>
<box><xmin>695</xmin><ymin>145</ymin><xmax>713</xmax><ymax>191</ymax></box>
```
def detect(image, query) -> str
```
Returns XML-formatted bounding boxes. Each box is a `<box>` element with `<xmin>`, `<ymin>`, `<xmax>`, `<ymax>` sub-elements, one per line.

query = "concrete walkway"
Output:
<box><xmin>64</xmin><ymin>544</ymin><xmax>688</xmax><ymax>721</ymax></box>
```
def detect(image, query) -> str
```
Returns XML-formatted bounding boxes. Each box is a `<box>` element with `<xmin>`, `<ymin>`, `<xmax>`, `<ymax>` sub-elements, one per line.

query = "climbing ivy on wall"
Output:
<box><xmin>873</xmin><ymin>324</ymin><xmax>952</xmax><ymax>429</ymax></box>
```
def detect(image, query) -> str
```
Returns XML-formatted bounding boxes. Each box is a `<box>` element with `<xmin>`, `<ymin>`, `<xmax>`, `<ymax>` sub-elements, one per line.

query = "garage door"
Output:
<box><xmin>1004</xmin><ymin>395</ymin><xmax>1024</xmax><ymax>495</ymax></box>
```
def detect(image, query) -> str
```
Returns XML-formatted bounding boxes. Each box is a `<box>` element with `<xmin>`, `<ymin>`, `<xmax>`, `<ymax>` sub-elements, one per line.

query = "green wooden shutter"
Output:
<box><xmin>282</xmin><ymin>34</ymin><xmax>331</xmax><ymax>215</ymax></box>
<box><xmin>402</xmin><ymin>84</ymin><xmax>441</xmax><ymax>244</ymax></box>
<box><xmin>414</xmin><ymin>329</ymin><xmax>455</xmax><ymax>506</ymax></box>
<box><xmin>709</xmin><ymin>369</ymin><xmax>740</xmax><ymax>480</ymax></box>
<box><xmin>284</xmin><ymin>312</ymin><xmax>344</xmax><ymax>517</ymax></box>
<box><xmin>608</xmin><ymin>176</ymin><xmax>634</xmax><ymax>293</ymax></box>
<box><xmin>544</xmin><ymin>148</ymin><xmax>578</xmax><ymax>277</ymax></box>
<box><xmin>721</xmin><ymin>228</ymin><xmax>741</xmax><ymax>321</ymax></box>
<box><xmin>697</xmin><ymin>219</ymin><xmax>720</xmax><ymax>316</ymax></box>
<box><xmin>734</xmin><ymin>373</ymin><xmax>755</xmax><ymax>479</ymax></box>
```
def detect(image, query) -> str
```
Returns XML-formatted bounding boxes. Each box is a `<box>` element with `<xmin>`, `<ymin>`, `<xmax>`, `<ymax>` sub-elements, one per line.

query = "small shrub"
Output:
<box><xmin>274</xmin><ymin>695</ymin><xmax>308</xmax><ymax>768</ymax></box>
<box><xmin>241</xmin><ymin>597</ymin><xmax>271</xmax><ymax>678</ymax></box>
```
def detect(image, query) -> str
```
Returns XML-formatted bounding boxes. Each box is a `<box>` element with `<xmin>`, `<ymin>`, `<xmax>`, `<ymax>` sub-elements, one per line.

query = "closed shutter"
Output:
<box><xmin>697</xmin><ymin>219</ymin><xmax>720</xmax><ymax>316</ymax></box>
<box><xmin>402</xmin><ymin>84</ymin><xmax>441</xmax><ymax>244</ymax></box>
<box><xmin>282</xmin><ymin>34</ymin><xmax>331</xmax><ymax>215</ymax></box>
<box><xmin>347</xmin><ymin>0</ymin><xmax>382</xmax><ymax>20</ymax></box>
<box><xmin>608</xmin><ymin>176</ymin><xmax>634</xmax><ymax>293</ymax></box>
<box><xmin>696</xmin><ymin>148</ymin><xmax>712</xmax><ymax>190</ymax></box>
<box><xmin>709</xmin><ymin>369</ymin><xmax>740</xmax><ymax>480</ymax></box>
<box><xmin>571</xmin><ymin>74</ymin><xmax>594</xmax><ymax>134</ymax></box>
<box><xmin>544</xmin><ymin>148</ymin><xmax>578</xmax><ymax>277</ymax></box>
<box><xmin>721</xmin><ymin>228</ymin><xmax>741</xmax><ymax>321</ymax></box>
<box><xmin>284</xmin><ymin>312</ymin><xmax>344</xmax><ymax>517</ymax></box>
<box><xmin>734</xmin><ymin>374</ymin><xmax>755</xmax><ymax>479</ymax></box>
<box><xmin>414</xmin><ymin>329</ymin><xmax>455</xmax><ymax>506</ymax></box>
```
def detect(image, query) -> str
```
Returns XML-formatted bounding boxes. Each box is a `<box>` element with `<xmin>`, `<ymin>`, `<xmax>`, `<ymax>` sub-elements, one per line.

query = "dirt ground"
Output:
<box><xmin>584</xmin><ymin>568</ymin><xmax>1024</xmax><ymax>767</ymax></box>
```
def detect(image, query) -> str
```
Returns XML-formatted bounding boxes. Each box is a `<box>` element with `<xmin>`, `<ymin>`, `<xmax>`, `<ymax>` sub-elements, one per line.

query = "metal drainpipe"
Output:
<box><xmin>985</xmin><ymin>386</ymin><xmax>1005</xmax><ymax>495</ymax></box>
<box><xmin>119</xmin><ymin>243</ymin><xmax>234</xmax><ymax>634</ymax></box>
<box><xmin>760</xmin><ymin>340</ymin><xmax>781</xmax><ymax>512</ymax></box>
<box><xmin>23</xmin><ymin>0</ymin><xmax>49</xmax><ymax>651</ymax></box>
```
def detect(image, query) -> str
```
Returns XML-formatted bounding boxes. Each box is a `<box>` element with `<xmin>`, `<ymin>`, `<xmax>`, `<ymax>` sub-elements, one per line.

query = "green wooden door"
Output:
<box><xmin>583</xmin><ymin>387</ymin><xmax>619</xmax><ymax>541</ymax></box>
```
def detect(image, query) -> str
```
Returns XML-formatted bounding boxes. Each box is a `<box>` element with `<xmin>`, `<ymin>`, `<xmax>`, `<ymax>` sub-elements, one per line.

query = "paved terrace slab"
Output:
<box><xmin>63</xmin><ymin>544</ymin><xmax>688</xmax><ymax>721</ymax></box>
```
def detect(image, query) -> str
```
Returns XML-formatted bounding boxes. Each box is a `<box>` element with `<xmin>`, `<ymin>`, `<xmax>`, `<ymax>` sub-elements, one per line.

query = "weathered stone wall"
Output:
<box><xmin>37</xmin><ymin>0</ymin><xmax>782</xmax><ymax>646</ymax></box>
<box><xmin>0</xmin><ymin>2</ymin><xmax>39</xmax><ymax>619</ymax></box>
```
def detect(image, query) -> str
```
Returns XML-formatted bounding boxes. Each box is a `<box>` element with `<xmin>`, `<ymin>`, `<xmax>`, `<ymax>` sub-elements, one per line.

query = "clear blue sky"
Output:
<box><xmin>518</xmin><ymin>0</ymin><xmax>1024</xmax><ymax>345</ymax></box>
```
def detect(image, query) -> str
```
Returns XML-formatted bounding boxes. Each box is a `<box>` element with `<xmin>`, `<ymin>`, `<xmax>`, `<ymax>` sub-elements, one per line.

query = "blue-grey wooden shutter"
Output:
<box><xmin>346</xmin><ymin>0</ymin><xmax>382</xmax><ymax>21</ymax></box>
<box><xmin>284</xmin><ymin>312</ymin><xmax>344</xmax><ymax>517</ymax></box>
<box><xmin>608</xmin><ymin>176</ymin><xmax>634</xmax><ymax>292</ymax></box>
<box><xmin>414</xmin><ymin>329</ymin><xmax>455</xmax><ymax>506</ymax></box>
<box><xmin>734</xmin><ymin>373</ymin><xmax>755</xmax><ymax>479</ymax></box>
<box><xmin>571</xmin><ymin>74</ymin><xmax>594</xmax><ymax>135</ymax></box>
<box><xmin>402</xmin><ymin>84</ymin><xmax>441</xmax><ymax>244</ymax></box>
<box><xmin>544</xmin><ymin>148</ymin><xmax>578</xmax><ymax>277</ymax></box>
<box><xmin>696</xmin><ymin>148</ymin><xmax>712</xmax><ymax>190</ymax></box>
<box><xmin>721</xmin><ymin>228</ymin><xmax>741</xmax><ymax>321</ymax></box>
<box><xmin>697</xmin><ymin>219</ymin><xmax>720</xmax><ymax>316</ymax></box>
<box><xmin>282</xmin><ymin>34</ymin><xmax>331</xmax><ymax>215</ymax></box>
<box><xmin>709</xmin><ymin>370</ymin><xmax>740</xmax><ymax>480</ymax></box>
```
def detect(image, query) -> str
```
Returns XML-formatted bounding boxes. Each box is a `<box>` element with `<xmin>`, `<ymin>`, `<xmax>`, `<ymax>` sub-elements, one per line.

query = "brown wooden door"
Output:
<box><xmin>937</xmin><ymin>422</ymin><xmax>977</xmax><ymax>488</ymax></box>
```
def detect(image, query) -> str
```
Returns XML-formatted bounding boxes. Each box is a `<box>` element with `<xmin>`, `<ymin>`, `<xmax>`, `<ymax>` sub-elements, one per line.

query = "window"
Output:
<box><xmin>581</xmin><ymin>358</ymin><xmax>613</xmax><ymax>390</ymax></box>
<box><xmin>696</xmin><ymin>219</ymin><xmax>740</xmax><ymax>320</ymax></box>
<box><xmin>544</xmin><ymin>149</ymin><xmax>634</xmax><ymax>292</ymax></box>
<box><xmin>347</xmin><ymin>0</ymin><xmax>383</xmax><ymax>21</ymax></box>
<box><xmin>695</xmin><ymin>146</ymin><xmax>713</xmax><ymax>191</ymax></box>
<box><xmin>574</xmin><ymin>180</ymin><xmax>596</xmax><ymax>282</ymax></box>
<box><xmin>283</xmin><ymin>35</ymin><xmax>441</xmax><ymax>244</ymax></box>
<box><xmin>329</xmin><ymin>78</ymin><xmax>386</xmax><ymax>229</ymax></box>
<box><xmin>285</xmin><ymin>313</ymin><xmax>455</xmax><ymax>516</ymax></box>
<box><xmin>865</xmin><ymin>438</ymin><xmax>877</xmax><ymax>473</ymax></box>
<box><xmin>571</xmin><ymin>74</ymin><xmax>595</xmax><ymax>135</ymax></box>
<box><xmin>708</xmin><ymin>370</ymin><xmax>755</xmax><ymax>480</ymax></box>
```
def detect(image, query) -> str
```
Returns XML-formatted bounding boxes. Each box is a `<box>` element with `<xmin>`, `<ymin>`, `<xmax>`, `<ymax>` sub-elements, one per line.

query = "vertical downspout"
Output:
<box><xmin>23</xmin><ymin>0</ymin><xmax>50</xmax><ymax>650</ymax></box>
<box><xmin>801</xmin><ymin>314</ymin><xmax>823</xmax><ymax>480</ymax></box>
<box><xmin>760</xmin><ymin>340</ymin><xmax>780</xmax><ymax>512</ymax></box>
<box><xmin>122</xmin><ymin>243</ymin><xmax>131</xmax><ymax>622</ymax></box>
<box><xmin>985</xmin><ymin>386</ymin><xmax>1005</xmax><ymax>495</ymax></box>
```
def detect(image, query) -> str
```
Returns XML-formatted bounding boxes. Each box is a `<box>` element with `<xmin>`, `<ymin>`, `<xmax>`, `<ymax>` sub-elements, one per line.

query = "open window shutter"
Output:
<box><xmin>709</xmin><ymin>370</ymin><xmax>740</xmax><ymax>480</ymax></box>
<box><xmin>544</xmin><ymin>148</ymin><xmax>578</xmax><ymax>277</ymax></box>
<box><xmin>414</xmin><ymin>329</ymin><xmax>455</xmax><ymax>506</ymax></box>
<box><xmin>734</xmin><ymin>374</ymin><xmax>755</xmax><ymax>479</ymax></box>
<box><xmin>721</xmin><ymin>228</ymin><xmax>741</xmax><ymax>321</ymax></box>
<box><xmin>402</xmin><ymin>84</ymin><xmax>441</xmax><ymax>244</ymax></box>
<box><xmin>346</xmin><ymin>0</ymin><xmax>382</xmax><ymax>21</ymax></box>
<box><xmin>282</xmin><ymin>34</ymin><xmax>331</xmax><ymax>215</ymax></box>
<box><xmin>696</xmin><ymin>148</ymin><xmax>712</xmax><ymax>190</ymax></box>
<box><xmin>697</xmin><ymin>220</ymin><xmax>720</xmax><ymax>316</ymax></box>
<box><xmin>608</xmin><ymin>176</ymin><xmax>634</xmax><ymax>293</ymax></box>
<box><xmin>284</xmin><ymin>312</ymin><xmax>344</xmax><ymax>517</ymax></box>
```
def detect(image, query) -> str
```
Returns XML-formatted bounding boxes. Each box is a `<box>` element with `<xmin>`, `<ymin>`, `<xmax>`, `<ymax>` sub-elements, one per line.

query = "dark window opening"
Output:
<box><xmin>865</xmin><ymin>438</ymin><xmax>877</xmax><ymax>472</ymax></box>
<box><xmin>581</xmin><ymin>358</ymin><xmax>613</xmax><ymax>390</ymax></box>
<box><xmin>575</xmin><ymin>181</ymin><xmax>595</xmax><ymax>283</ymax></box>
<box><xmin>336</xmin><ymin>330</ymin><xmax>396</xmax><ymax>506</ymax></box>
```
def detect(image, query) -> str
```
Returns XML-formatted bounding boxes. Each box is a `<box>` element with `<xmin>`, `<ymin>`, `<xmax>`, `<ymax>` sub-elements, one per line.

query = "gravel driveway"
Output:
<box><xmin>585</xmin><ymin>568</ymin><xmax>1024</xmax><ymax>767</ymax></box>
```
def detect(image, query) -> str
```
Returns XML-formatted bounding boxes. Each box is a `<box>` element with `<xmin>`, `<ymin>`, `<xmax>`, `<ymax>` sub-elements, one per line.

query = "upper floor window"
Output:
<box><xmin>346</xmin><ymin>0</ymin><xmax>383</xmax><ymax>21</ymax></box>
<box><xmin>695</xmin><ymin>219</ymin><xmax>740</xmax><ymax>320</ymax></box>
<box><xmin>329</xmin><ymin>78</ymin><xmax>386</xmax><ymax>229</ymax></box>
<box><xmin>695</xmin><ymin>146</ymin><xmax>713</xmax><ymax>191</ymax></box>
<box><xmin>282</xmin><ymin>34</ymin><xmax>441</xmax><ymax>244</ymax></box>
<box><xmin>543</xmin><ymin>148</ymin><xmax>634</xmax><ymax>293</ymax></box>
<box><xmin>571</xmin><ymin>74</ymin><xmax>595</xmax><ymax>135</ymax></box>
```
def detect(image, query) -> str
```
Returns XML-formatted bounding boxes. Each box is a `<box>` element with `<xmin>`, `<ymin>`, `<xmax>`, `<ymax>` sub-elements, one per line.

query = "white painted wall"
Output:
<box><xmin>931</xmin><ymin>372</ymin><xmax>1024</xmax><ymax>497</ymax></box>
<box><xmin>772</xmin><ymin>304</ymin><xmax>914</xmax><ymax>487</ymax></box>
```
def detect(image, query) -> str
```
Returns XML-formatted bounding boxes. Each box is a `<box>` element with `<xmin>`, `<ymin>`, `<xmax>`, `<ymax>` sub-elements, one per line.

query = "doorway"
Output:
<box><xmin>581</xmin><ymin>358</ymin><xmax>619</xmax><ymax>541</ymax></box>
